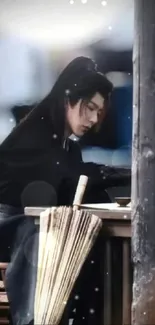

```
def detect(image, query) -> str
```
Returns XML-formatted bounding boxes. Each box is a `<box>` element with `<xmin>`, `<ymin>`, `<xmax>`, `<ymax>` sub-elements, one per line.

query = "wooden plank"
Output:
<box><xmin>0</xmin><ymin>281</ymin><xmax>4</xmax><ymax>289</ymax></box>
<box><xmin>0</xmin><ymin>293</ymin><xmax>8</xmax><ymax>303</ymax></box>
<box><xmin>106</xmin><ymin>224</ymin><xmax>131</xmax><ymax>238</ymax></box>
<box><xmin>24</xmin><ymin>206</ymin><xmax>131</xmax><ymax>220</ymax></box>
<box><xmin>0</xmin><ymin>320</ymin><xmax>9</xmax><ymax>324</ymax></box>
<box><xmin>122</xmin><ymin>239</ymin><xmax>131</xmax><ymax>325</ymax></box>
<box><xmin>0</xmin><ymin>305</ymin><xmax>9</xmax><ymax>309</ymax></box>
<box><xmin>103</xmin><ymin>240</ymin><xmax>112</xmax><ymax>325</ymax></box>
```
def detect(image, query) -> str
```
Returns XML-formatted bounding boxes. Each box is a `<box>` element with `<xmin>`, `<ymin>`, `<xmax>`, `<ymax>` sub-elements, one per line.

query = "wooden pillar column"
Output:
<box><xmin>132</xmin><ymin>1</ymin><xmax>155</xmax><ymax>324</ymax></box>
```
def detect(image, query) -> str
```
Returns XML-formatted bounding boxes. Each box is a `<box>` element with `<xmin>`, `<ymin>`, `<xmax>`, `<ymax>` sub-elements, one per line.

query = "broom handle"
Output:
<box><xmin>73</xmin><ymin>175</ymin><xmax>88</xmax><ymax>211</ymax></box>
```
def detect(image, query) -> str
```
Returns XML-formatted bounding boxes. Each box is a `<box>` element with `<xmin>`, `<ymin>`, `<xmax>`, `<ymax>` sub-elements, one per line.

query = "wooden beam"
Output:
<box><xmin>132</xmin><ymin>1</ymin><xmax>155</xmax><ymax>324</ymax></box>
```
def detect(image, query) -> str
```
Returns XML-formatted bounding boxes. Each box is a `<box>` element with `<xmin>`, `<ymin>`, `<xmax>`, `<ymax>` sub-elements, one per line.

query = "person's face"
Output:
<box><xmin>66</xmin><ymin>92</ymin><xmax>105</xmax><ymax>137</ymax></box>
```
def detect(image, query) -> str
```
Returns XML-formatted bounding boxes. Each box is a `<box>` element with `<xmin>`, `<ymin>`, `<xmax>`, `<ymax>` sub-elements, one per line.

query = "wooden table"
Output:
<box><xmin>25</xmin><ymin>203</ymin><xmax>131</xmax><ymax>238</ymax></box>
<box><xmin>24</xmin><ymin>203</ymin><xmax>132</xmax><ymax>325</ymax></box>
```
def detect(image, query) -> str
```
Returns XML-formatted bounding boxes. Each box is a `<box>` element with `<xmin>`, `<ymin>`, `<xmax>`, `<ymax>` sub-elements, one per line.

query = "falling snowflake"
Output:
<box><xmin>95</xmin><ymin>287</ymin><xmax>99</xmax><ymax>292</ymax></box>
<box><xmin>65</xmin><ymin>89</ymin><xmax>71</xmax><ymax>95</ymax></box>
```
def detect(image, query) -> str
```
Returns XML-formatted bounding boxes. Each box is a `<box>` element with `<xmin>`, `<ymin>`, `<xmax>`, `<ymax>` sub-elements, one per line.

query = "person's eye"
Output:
<box><xmin>87</xmin><ymin>105</ymin><xmax>95</xmax><ymax>112</ymax></box>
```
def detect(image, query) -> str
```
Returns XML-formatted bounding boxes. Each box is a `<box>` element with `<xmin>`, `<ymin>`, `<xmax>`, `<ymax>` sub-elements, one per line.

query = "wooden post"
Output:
<box><xmin>132</xmin><ymin>1</ymin><xmax>155</xmax><ymax>324</ymax></box>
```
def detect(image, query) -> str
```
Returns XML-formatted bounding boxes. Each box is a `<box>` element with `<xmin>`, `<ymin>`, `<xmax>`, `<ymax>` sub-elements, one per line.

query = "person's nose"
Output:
<box><xmin>89</xmin><ymin>112</ymin><xmax>98</xmax><ymax>125</ymax></box>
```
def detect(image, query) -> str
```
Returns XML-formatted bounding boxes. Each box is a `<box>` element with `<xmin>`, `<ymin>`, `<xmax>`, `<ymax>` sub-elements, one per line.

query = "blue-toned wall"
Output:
<box><xmin>82</xmin><ymin>85</ymin><xmax>133</xmax><ymax>167</ymax></box>
<box><xmin>112</xmin><ymin>85</ymin><xmax>133</xmax><ymax>148</ymax></box>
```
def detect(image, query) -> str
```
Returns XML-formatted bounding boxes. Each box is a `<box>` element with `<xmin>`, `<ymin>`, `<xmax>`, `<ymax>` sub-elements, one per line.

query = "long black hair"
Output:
<box><xmin>0</xmin><ymin>57</ymin><xmax>113</xmax><ymax>148</ymax></box>
<box><xmin>28</xmin><ymin>56</ymin><xmax>112</xmax><ymax>132</ymax></box>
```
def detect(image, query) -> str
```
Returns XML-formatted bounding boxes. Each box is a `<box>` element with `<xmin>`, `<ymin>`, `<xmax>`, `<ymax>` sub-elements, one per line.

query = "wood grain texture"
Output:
<box><xmin>132</xmin><ymin>1</ymin><xmax>155</xmax><ymax>324</ymax></box>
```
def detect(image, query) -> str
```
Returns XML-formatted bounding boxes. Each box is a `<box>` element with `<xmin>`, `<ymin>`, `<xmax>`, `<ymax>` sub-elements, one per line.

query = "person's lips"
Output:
<box><xmin>82</xmin><ymin>126</ymin><xmax>91</xmax><ymax>132</ymax></box>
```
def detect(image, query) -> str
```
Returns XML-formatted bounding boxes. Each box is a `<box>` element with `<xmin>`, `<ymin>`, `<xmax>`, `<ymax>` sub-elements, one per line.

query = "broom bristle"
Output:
<box><xmin>34</xmin><ymin>206</ymin><xmax>102</xmax><ymax>325</ymax></box>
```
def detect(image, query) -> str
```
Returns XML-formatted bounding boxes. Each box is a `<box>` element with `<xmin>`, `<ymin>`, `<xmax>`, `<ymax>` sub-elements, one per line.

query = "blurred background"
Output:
<box><xmin>0</xmin><ymin>0</ymin><xmax>133</xmax><ymax>174</ymax></box>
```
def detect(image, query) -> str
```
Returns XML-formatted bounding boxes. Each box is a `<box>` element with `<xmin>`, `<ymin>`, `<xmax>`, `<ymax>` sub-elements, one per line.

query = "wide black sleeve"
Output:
<box><xmin>58</xmin><ymin>140</ymin><xmax>131</xmax><ymax>205</ymax></box>
<box><xmin>68</xmin><ymin>140</ymin><xmax>131</xmax><ymax>188</ymax></box>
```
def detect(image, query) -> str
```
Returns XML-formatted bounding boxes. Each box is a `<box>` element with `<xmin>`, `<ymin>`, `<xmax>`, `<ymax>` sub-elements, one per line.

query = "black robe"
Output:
<box><xmin>0</xmin><ymin>114</ymin><xmax>110</xmax><ymax>325</ymax></box>
<box><xmin>0</xmin><ymin>114</ymin><xmax>130</xmax><ymax>325</ymax></box>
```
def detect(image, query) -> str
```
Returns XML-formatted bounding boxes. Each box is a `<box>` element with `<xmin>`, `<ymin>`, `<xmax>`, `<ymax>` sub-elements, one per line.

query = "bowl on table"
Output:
<box><xmin>115</xmin><ymin>197</ymin><xmax>131</xmax><ymax>207</ymax></box>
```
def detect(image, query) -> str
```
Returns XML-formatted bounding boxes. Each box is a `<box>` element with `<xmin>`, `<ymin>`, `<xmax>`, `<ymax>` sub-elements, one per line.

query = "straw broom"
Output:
<box><xmin>34</xmin><ymin>175</ymin><xmax>102</xmax><ymax>325</ymax></box>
